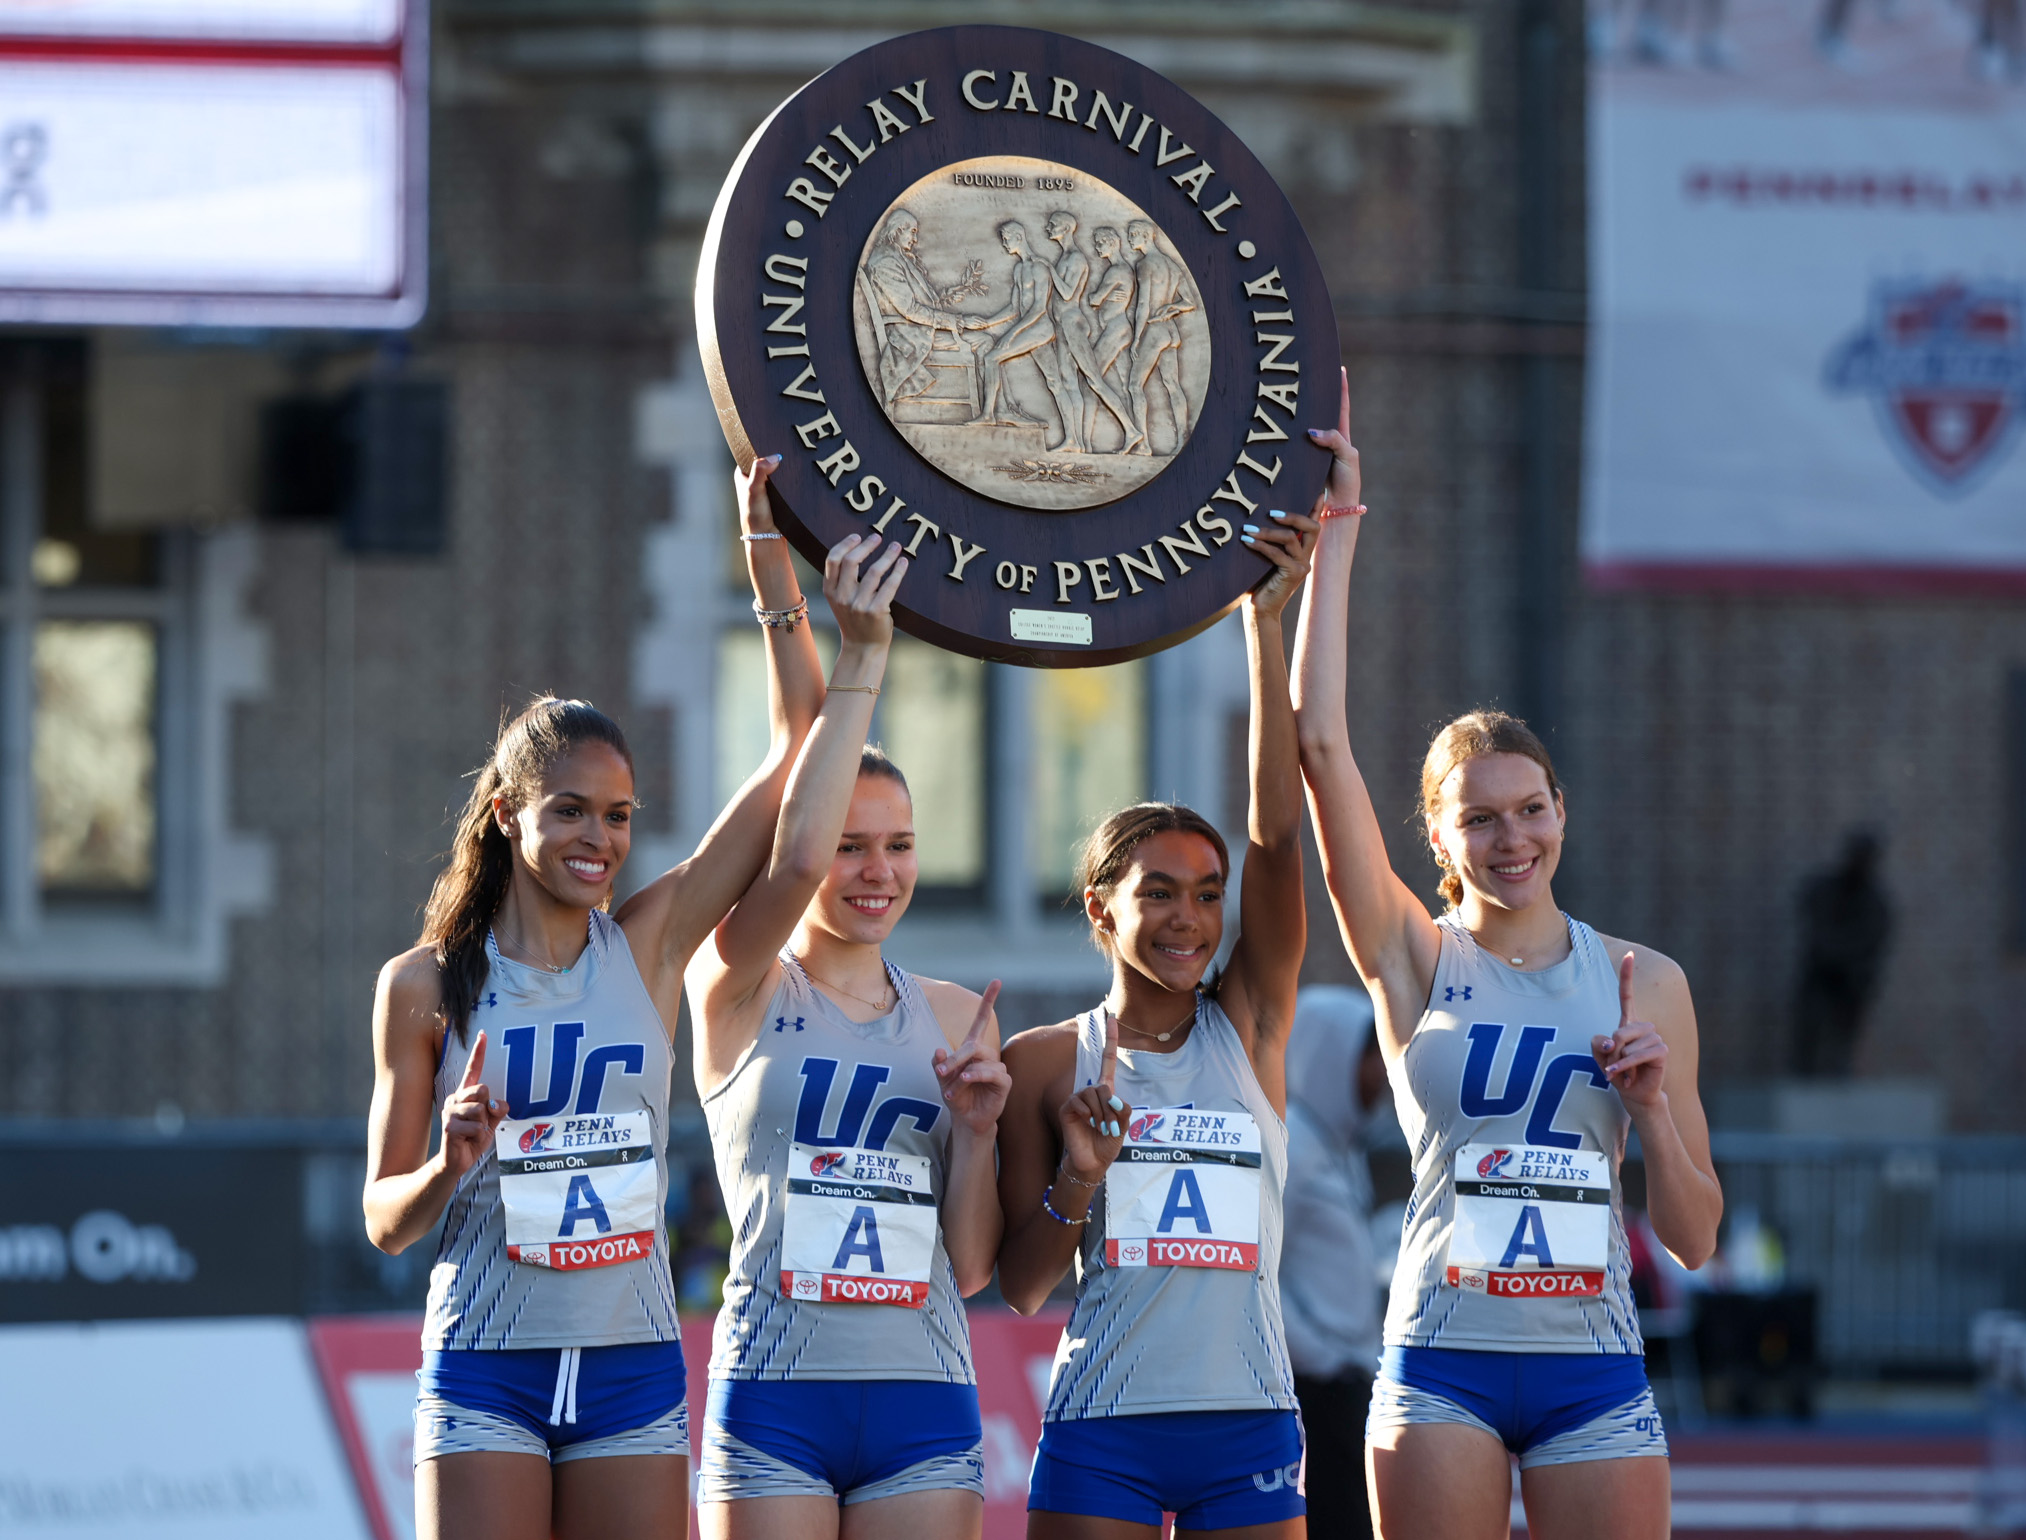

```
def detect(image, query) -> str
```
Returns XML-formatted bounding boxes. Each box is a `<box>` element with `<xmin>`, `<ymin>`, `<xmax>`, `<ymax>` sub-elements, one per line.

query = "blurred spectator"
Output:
<box><xmin>671</xmin><ymin>1163</ymin><xmax>732</xmax><ymax>1317</ymax></box>
<box><xmin>1279</xmin><ymin>984</ymin><xmax>1385</xmax><ymax>1539</ymax></box>
<box><xmin>1791</xmin><ymin>830</ymin><xmax>1892</xmax><ymax>1077</ymax></box>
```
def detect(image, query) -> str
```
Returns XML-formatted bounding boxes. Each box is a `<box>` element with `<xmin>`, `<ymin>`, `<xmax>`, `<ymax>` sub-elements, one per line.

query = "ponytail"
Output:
<box><xmin>420</xmin><ymin>697</ymin><xmax>632</xmax><ymax>1040</ymax></box>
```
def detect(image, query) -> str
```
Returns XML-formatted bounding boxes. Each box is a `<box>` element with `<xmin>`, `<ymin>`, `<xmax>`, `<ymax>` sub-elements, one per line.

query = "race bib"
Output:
<box><xmin>1445</xmin><ymin>1143</ymin><xmax>1611</xmax><ymax>1299</ymax></box>
<box><xmin>780</xmin><ymin>1143</ymin><xmax>938</xmax><ymax>1308</ymax></box>
<box><xmin>1104</xmin><ymin>1106</ymin><xmax>1262</xmax><ymax>1271</ymax></box>
<box><xmin>495</xmin><ymin>1109</ymin><xmax>660</xmax><ymax>1271</ymax></box>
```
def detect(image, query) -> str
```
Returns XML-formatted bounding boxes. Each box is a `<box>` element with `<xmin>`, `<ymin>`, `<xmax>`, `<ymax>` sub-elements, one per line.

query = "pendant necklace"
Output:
<box><xmin>1113</xmin><ymin>1002</ymin><xmax>1196</xmax><ymax>1044</ymax></box>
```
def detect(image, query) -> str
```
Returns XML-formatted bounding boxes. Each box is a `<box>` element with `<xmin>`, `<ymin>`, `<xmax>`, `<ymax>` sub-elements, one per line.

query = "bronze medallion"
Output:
<box><xmin>699</xmin><ymin>25</ymin><xmax>1335</xmax><ymax>665</ymax></box>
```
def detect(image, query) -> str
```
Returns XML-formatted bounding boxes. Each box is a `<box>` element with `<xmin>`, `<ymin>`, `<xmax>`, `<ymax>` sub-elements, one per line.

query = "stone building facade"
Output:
<box><xmin>0</xmin><ymin>0</ymin><xmax>2005</xmax><ymax>1132</ymax></box>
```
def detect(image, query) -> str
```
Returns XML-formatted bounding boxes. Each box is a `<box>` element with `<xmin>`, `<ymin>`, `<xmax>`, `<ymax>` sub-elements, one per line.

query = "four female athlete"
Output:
<box><xmin>1290</xmin><ymin>370</ymin><xmax>1721</xmax><ymax>1539</ymax></box>
<box><xmin>684</xmin><ymin>529</ymin><xmax>1010</xmax><ymax>1540</ymax></box>
<box><xmin>363</xmin><ymin>455</ymin><xmax>821</xmax><ymax>1540</ymax></box>
<box><xmin>994</xmin><ymin>503</ymin><xmax>1319</xmax><ymax>1539</ymax></box>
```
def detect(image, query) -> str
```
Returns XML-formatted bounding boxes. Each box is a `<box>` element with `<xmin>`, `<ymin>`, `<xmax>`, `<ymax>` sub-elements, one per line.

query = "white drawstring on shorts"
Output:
<box><xmin>548</xmin><ymin>1346</ymin><xmax>582</xmax><ymax>1426</ymax></box>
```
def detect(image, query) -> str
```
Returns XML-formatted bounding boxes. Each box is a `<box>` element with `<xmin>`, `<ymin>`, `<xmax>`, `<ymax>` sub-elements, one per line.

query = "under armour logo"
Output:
<box><xmin>1445</xmin><ymin>986</ymin><xmax>1473</xmax><ymax>1002</ymax></box>
<box><xmin>774</xmin><ymin>1016</ymin><xmax>805</xmax><ymax>1033</ymax></box>
<box><xmin>484</xmin><ymin>993</ymin><xmax>499</xmax><ymax>1008</ymax></box>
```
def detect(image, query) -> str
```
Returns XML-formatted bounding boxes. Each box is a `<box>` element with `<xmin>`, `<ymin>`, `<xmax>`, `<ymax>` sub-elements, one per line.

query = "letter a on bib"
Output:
<box><xmin>560</xmin><ymin>1173</ymin><xmax>614</xmax><ymax>1237</ymax></box>
<box><xmin>1499</xmin><ymin>1203</ymin><xmax>1554</xmax><ymax>1269</ymax></box>
<box><xmin>831</xmin><ymin>1204</ymin><xmax>887</xmax><ymax>1273</ymax></box>
<box><xmin>1157</xmin><ymin>1168</ymin><xmax>1213</xmax><ymax>1234</ymax></box>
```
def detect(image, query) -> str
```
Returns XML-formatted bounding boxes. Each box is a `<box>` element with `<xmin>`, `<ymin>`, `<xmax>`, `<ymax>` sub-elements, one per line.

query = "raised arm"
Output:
<box><xmin>1217</xmin><ymin>507</ymin><xmax>1317</xmax><ymax>1114</ymax></box>
<box><xmin>1290</xmin><ymin>370</ymin><xmax>1441</xmax><ymax>1055</ymax></box>
<box><xmin>687</xmin><ymin>535</ymin><xmax>908</xmax><ymax>1074</ymax></box>
<box><xmin>619</xmin><ymin>455</ymin><xmax>825</xmax><ymax>1009</ymax></box>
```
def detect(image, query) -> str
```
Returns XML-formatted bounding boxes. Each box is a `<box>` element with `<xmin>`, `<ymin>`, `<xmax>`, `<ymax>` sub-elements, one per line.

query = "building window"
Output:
<box><xmin>34</xmin><ymin>619</ymin><xmax>158</xmax><ymax>896</ymax></box>
<box><xmin>0</xmin><ymin>337</ymin><xmax>267</xmax><ymax>980</ymax></box>
<box><xmin>1029</xmin><ymin>661</ymin><xmax>1147</xmax><ymax>904</ymax></box>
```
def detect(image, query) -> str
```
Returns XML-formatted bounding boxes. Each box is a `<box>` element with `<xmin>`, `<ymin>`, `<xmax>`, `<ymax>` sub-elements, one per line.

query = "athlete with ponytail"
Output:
<box><xmin>1291</xmin><ymin>371</ymin><xmax>1721</xmax><ymax>1539</ymax></box>
<box><xmin>686</xmin><ymin>531</ymin><xmax>1009</xmax><ymax>1540</ymax></box>
<box><xmin>363</xmin><ymin>457</ymin><xmax>823</xmax><ymax>1540</ymax></box>
<box><xmin>994</xmin><ymin>503</ymin><xmax>1317</xmax><ymax>1539</ymax></box>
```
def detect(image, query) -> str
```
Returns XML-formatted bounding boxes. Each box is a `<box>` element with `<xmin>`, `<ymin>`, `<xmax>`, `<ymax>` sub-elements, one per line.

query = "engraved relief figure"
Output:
<box><xmin>1044</xmin><ymin>210</ymin><xmax>1142</xmax><ymax>455</ymax></box>
<box><xmin>858</xmin><ymin>207</ymin><xmax>987</xmax><ymax>417</ymax></box>
<box><xmin>1087</xmin><ymin>226</ymin><xmax>1137</xmax><ymax>397</ymax></box>
<box><xmin>965</xmin><ymin>220</ymin><xmax>1075</xmax><ymax>445</ymax></box>
<box><xmin>1125</xmin><ymin>218</ymin><xmax>1199</xmax><ymax>456</ymax></box>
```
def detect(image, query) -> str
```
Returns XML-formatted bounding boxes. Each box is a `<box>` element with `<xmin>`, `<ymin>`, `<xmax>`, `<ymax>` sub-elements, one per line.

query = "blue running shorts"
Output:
<box><xmin>1029</xmin><ymin>1410</ymin><xmax>1306</xmax><ymax>1530</ymax></box>
<box><xmin>1367</xmin><ymin>1346</ymin><xmax>1667</xmax><ymax>1469</ymax></box>
<box><xmin>699</xmin><ymin>1379</ymin><xmax>984</xmax><ymax>1505</ymax></box>
<box><xmin>414</xmin><ymin>1340</ymin><xmax>689</xmax><ymax>1464</ymax></box>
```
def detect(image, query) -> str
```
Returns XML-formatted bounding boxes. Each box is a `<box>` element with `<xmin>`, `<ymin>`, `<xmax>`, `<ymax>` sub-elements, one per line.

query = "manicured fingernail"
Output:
<box><xmin>1307</xmin><ymin>428</ymin><xmax>1323</xmax><ymax>438</ymax></box>
<box><xmin>768</xmin><ymin>453</ymin><xmax>782</xmax><ymax>463</ymax></box>
<box><xmin>1107</xmin><ymin>1095</ymin><xmax>1124</xmax><ymax>1112</ymax></box>
<box><xmin>1269</xmin><ymin>509</ymin><xmax>1290</xmax><ymax>520</ymax></box>
<box><xmin>1242</xmin><ymin>523</ymin><xmax>1259</xmax><ymax>533</ymax></box>
<box><xmin>488</xmin><ymin>1100</ymin><xmax>497</xmax><ymax>1112</ymax></box>
<box><xmin>1108</xmin><ymin>1121</ymin><xmax>1121</xmax><ymax>1137</ymax></box>
<box><xmin>1240</xmin><ymin>534</ymin><xmax>1255</xmax><ymax>544</ymax></box>
<box><xmin>1088</xmin><ymin>1117</ymin><xmax>1097</xmax><ymax>1128</ymax></box>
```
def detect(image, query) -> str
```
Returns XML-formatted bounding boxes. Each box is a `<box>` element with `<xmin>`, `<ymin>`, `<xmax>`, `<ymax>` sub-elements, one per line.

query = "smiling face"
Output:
<box><xmin>1426</xmin><ymin>751</ymin><xmax>1565</xmax><ymax>913</ymax></box>
<box><xmin>807</xmin><ymin>773</ymin><xmax>918</xmax><ymax>946</ymax></box>
<box><xmin>1086</xmin><ymin>830</ymin><xmax>1227</xmax><ymax>996</ymax></box>
<box><xmin>496</xmin><ymin>742</ymin><xmax>633</xmax><ymax>908</ymax></box>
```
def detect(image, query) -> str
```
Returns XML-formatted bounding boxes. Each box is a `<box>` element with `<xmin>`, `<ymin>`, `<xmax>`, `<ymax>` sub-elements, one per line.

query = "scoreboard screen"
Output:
<box><xmin>0</xmin><ymin>0</ymin><xmax>423</xmax><ymax>327</ymax></box>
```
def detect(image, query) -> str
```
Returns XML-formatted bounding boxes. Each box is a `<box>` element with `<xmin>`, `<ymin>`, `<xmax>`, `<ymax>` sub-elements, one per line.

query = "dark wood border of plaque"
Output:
<box><xmin>698</xmin><ymin>24</ymin><xmax>1336</xmax><ymax>667</ymax></box>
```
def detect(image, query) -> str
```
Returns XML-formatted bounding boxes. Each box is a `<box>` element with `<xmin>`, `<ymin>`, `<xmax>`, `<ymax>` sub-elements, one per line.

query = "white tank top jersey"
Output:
<box><xmin>1385</xmin><ymin>913</ymin><xmax>1642</xmax><ymax>1355</ymax></box>
<box><xmin>424</xmin><ymin>910</ymin><xmax>681</xmax><ymax>1350</ymax></box>
<box><xmin>701</xmin><ymin>954</ymin><xmax>975</xmax><ymax>1383</ymax></box>
<box><xmin>1044</xmin><ymin>996</ymin><xmax>1296</xmax><ymax>1422</ymax></box>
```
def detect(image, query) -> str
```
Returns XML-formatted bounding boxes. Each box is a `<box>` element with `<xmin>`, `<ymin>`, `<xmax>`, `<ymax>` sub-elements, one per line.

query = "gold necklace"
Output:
<box><xmin>1111</xmin><ymin>1001</ymin><xmax>1197</xmax><ymax>1044</ymax></box>
<box><xmin>495</xmin><ymin>922</ymin><xmax>573</xmax><ymax>974</ymax></box>
<box><xmin>796</xmin><ymin>955</ymin><xmax>895</xmax><ymax>1013</ymax></box>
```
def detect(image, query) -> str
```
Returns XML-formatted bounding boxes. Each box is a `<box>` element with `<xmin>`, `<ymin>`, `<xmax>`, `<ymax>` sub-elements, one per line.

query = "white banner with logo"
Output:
<box><xmin>1583</xmin><ymin>0</ymin><xmax>2026</xmax><ymax>584</ymax></box>
<box><xmin>0</xmin><ymin>1318</ymin><xmax>370</xmax><ymax>1539</ymax></box>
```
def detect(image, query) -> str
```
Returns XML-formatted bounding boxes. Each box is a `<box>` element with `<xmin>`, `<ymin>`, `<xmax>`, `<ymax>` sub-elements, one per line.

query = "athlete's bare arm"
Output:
<box><xmin>363</xmin><ymin>946</ymin><xmax>504</xmax><ymax>1254</ymax></box>
<box><xmin>1590</xmin><ymin>940</ymin><xmax>1723</xmax><ymax>1268</ymax></box>
<box><xmin>1291</xmin><ymin>369</ymin><xmax>1442</xmax><ymax>1057</ymax></box>
<box><xmin>921</xmin><ymin>978</ymin><xmax>1011</xmax><ymax>1295</ymax></box>
<box><xmin>995</xmin><ymin>1017</ymin><xmax>1131</xmax><ymax>1315</ymax></box>
<box><xmin>684</xmin><ymin>536</ymin><xmax>907</xmax><ymax>1093</ymax></box>
<box><xmin>1214</xmin><ymin>509</ymin><xmax>1317</xmax><ymax>1118</ymax></box>
<box><xmin>618</xmin><ymin>455</ymin><xmax>825</xmax><ymax>1029</ymax></box>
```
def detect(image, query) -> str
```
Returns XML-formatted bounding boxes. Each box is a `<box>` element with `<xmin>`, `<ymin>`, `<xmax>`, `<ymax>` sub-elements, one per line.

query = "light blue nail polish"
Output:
<box><xmin>1088</xmin><ymin>1117</ymin><xmax>1098</xmax><ymax>1128</ymax></box>
<box><xmin>1240</xmin><ymin>534</ymin><xmax>1255</xmax><ymax>544</ymax></box>
<box><xmin>1109</xmin><ymin>1121</ymin><xmax>1121</xmax><ymax>1137</ymax></box>
<box><xmin>1107</xmin><ymin>1095</ymin><xmax>1124</xmax><ymax>1112</ymax></box>
<box><xmin>1242</xmin><ymin>523</ymin><xmax>1259</xmax><ymax>533</ymax></box>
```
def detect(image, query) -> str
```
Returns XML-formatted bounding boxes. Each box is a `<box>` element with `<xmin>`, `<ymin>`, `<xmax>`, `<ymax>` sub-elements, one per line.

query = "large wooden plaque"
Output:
<box><xmin>698</xmin><ymin>25</ymin><xmax>1335</xmax><ymax>666</ymax></box>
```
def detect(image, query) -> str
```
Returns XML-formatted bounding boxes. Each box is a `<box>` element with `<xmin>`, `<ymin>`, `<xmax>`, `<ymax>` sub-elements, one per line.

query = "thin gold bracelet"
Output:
<box><xmin>828</xmin><ymin>684</ymin><xmax>881</xmax><ymax>696</ymax></box>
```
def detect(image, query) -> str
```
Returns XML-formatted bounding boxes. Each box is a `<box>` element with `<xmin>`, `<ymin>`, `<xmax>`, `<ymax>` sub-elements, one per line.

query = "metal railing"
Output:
<box><xmin>1702</xmin><ymin>1131</ymin><xmax>2026</xmax><ymax>1374</ymax></box>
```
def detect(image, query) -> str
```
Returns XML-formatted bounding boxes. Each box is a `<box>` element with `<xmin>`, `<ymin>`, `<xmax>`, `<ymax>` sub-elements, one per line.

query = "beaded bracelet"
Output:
<box><xmin>1040</xmin><ymin>1185</ymin><xmax>1088</xmax><ymax>1226</ymax></box>
<box><xmin>1320</xmin><ymin>504</ymin><xmax>1367</xmax><ymax>520</ymax></box>
<box><xmin>752</xmin><ymin>596</ymin><xmax>808</xmax><ymax>631</ymax></box>
<box><xmin>740</xmin><ymin>531</ymin><xmax>784</xmax><ymax>543</ymax></box>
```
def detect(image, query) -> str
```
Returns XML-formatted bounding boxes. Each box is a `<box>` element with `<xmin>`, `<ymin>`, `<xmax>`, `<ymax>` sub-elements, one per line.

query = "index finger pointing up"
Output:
<box><xmin>962</xmin><ymin>980</ymin><xmax>1002</xmax><ymax>1048</ymax></box>
<box><xmin>459</xmin><ymin>1030</ymin><xmax>488</xmax><ymax>1090</ymax></box>
<box><xmin>1100</xmin><ymin>1011</ymin><xmax>1120</xmax><ymax>1091</ymax></box>
<box><xmin>1618</xmin><ymin>952</ymin><xmax>1637</xmax><ymax>1026</ymax></box>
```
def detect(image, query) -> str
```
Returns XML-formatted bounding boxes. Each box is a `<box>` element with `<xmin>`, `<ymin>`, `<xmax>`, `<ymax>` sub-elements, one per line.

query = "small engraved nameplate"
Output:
<box><xmin>1010</xmin><ymin>609</ymin><xmax>1092</xmax><ymax>645</ymax></box>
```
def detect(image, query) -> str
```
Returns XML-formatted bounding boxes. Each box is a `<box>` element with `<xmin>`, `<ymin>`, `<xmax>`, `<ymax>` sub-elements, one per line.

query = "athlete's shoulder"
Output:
<box><xmin>379</xmin><ymin>943</ymin><xmax>439</xmax><ymax>1000</ymax></box>
<box><xmin>1588</xmin><ymin>929</ymin><xmax>1687</xmax><ymax>986</ymax></box>
<box><xmin>376</xmin><ymin>944</ymin><xmax>443</xmax><ymax>1043</ymax></box>
<box><xmin>911</xmin><ymin>975</ymin><xmax>990</xmax><ymax>1045</ymax></box>
<box><xmin>1002</xmin><ymin>1019</ymin><xmax>1081</xmax><ymax>1075</ymax></box>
